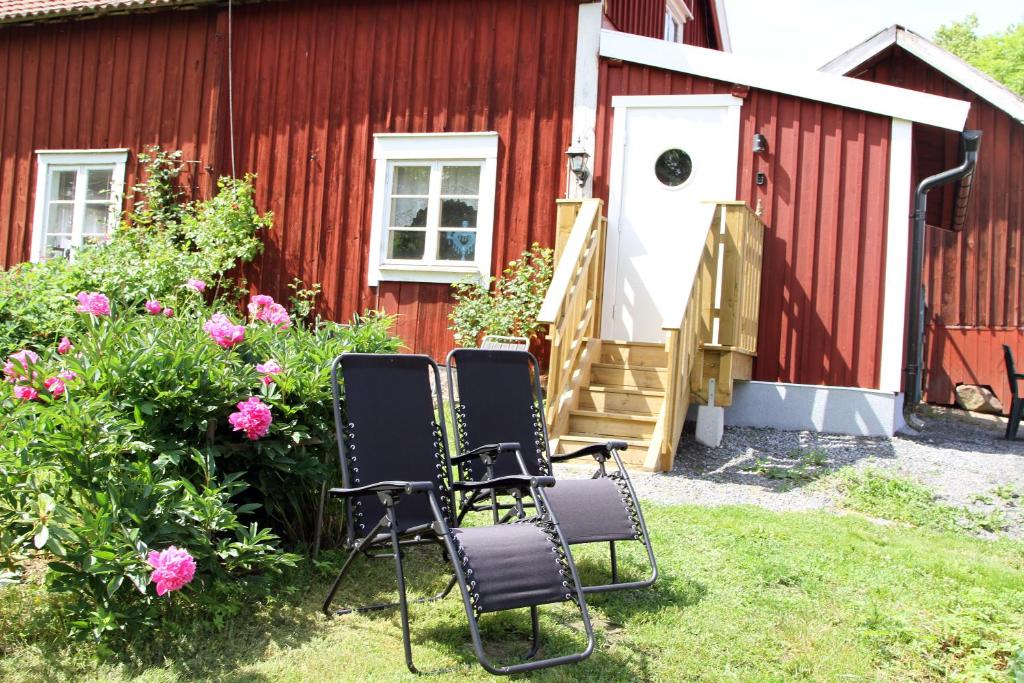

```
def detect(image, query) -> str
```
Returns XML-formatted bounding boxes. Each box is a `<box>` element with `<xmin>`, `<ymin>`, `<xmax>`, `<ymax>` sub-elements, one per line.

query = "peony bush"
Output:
<box><xmin>0</xmin><ymin>152</ymin><xmax>402</xmax><ymax>648</ymax></box>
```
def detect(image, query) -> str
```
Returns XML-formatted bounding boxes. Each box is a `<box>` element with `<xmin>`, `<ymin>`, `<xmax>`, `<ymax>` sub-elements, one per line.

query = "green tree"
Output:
<box><xmin>934</xmin><ymin>14</ymin><xmax>1024</xmax><ymax>96</ymax></box>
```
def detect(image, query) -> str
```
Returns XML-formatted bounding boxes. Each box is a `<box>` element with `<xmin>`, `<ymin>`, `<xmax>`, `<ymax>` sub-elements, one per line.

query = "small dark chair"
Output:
<box><xmin>446</xmin><ymin>348</ymin><xmax>657</xmax><ymax>594</ymax></box>
<box><xmin>1003</xmin><ymin>344</ymin><xmax>1024</xmax><ymax>440</ymax></box>
<box><xmin>315</xmin><ymin>353</ymin><xmax>594</xmax><ymax>675</ymax></box>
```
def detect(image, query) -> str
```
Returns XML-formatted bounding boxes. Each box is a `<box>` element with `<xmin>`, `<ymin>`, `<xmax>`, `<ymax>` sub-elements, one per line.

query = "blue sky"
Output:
<box><xmin>725</xmin><ymin>0</ymin><xmax>1024</xmax><ymax>68</ymax></box>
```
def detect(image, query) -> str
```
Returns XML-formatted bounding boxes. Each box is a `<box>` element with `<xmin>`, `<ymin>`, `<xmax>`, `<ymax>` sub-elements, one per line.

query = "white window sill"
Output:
<box><xmin>375</xmin><ymin>263</ymin><xmax>485</xmax><ymax>285</ymax></box>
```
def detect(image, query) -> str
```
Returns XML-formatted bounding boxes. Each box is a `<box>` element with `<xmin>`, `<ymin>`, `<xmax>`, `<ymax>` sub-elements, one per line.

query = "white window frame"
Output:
<box><xmin>664</xmin><ymin>0</ymin><xmax>691</xmax><ymax>44</ymax></box>
<box><xmin>31</xmin><ymin>149</ymin><xmax>128</xmax><ymax>262</ymax></box>
<box><xmin>368</xmin><ymin>133</ymin><xmax>498</xmax><ymax>285</ymax></box>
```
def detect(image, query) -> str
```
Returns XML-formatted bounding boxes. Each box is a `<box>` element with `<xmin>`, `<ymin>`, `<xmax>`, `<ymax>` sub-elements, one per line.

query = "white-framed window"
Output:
<box><xmin>31</xmin><ymin>149</ymin><xmax>128</xmax><ymax>262</ymax></box>
<box><xmin>368</xmin><ymin>133</ymin><xmax>498</xmax><ymax>285</ymax></box>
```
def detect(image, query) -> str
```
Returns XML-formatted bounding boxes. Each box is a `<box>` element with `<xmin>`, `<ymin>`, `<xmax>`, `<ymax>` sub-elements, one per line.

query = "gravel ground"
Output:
<box><xmin>554</xmin><ymin>406</ymin><xmax>1024</xmax><ymax>537</ymax></box>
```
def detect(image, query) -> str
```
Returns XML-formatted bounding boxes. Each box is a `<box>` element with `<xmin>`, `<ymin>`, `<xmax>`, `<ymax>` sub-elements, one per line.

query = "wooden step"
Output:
<box><xmin>568</xmin><ymin>409</ymin><xmax>657</xmax><ymax>440</ymax></box>
<box><xmin>554</xmin><ymin>435</ymin><xmax>648</xmax><ymax>467</ymax></box>
<box><xmin>578</xmin><ymin>385</ymin><xmax>665</xmax><ymax>414</ymax></box>
<box><xmin>590</xmin><ymin>363</ymin><xmax>667</xmax><ymax>390</ymax></box>
<box><xmin>599</xmin><ymin>340</ymin><xmax>669</xmax><ymax>368</ymax></box>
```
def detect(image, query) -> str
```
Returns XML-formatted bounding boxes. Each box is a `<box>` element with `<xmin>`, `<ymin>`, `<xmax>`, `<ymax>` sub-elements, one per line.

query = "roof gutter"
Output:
<box><xmin>903</xmin><ymin>129</ymin><xmax>982</xmax><ymax>428</ymax></box>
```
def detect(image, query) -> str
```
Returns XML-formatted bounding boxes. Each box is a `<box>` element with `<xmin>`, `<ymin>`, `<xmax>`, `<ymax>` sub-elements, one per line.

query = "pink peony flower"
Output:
<box><xmin>162</xmin><ymin>307</ymin><xmax>174</xmax><ymax>318</ymax></box>
<box><xmin>12</xmin><ymin>385</ymin><xmax>38</xmax><ymax>401</ymax></box>
<box><xmin>203</xmin><ymin>314</ymin><xmax>246</xmax><ymax>349</ymax></box>
<box><xmin>43</xmin><ymin>376</ymin><xmax>66</xmax><ymax>397</ymax></box>
<box><xmin>247</xmin><ymin>294</ymin><xmax>291</xmax><ymax>329</ymax></box>
<box><xmin>186</xmin><ymin>278</ymin><xmax>207</xmax><ymax>292</ymax></box>
<box><xmin>228</xmin><ymin>396</ymin><xmax>273</xmax><ymax>440</ymax></box>
<box><xmin>75</xmin><ymin>292</ymin><xmax>110</xmax><ymax>316</ymax></box>
<box><xmin>57</xmin><ymin>337</ymin><xmax>73</xmax><ymax>355</ymax></box>
<box><xmin>3</xmin><ymin>349</ymin><xmax>39</xmax><ymax>383</ymax></box>
<box><xmin>147</xmin><ymin>546</ymin><xmax>196</xmax><ymax>596</ymax></box>
<box><xmin>256</xmin><ymin>360</ymin><xmax>283</xmax><ymax>385</ymax></box>
<box><xmin>144</xmin><ymin>300</ymin><xmax>162</xmax><ymax>315</ymax></box>
<box><xmin>59</xmin><ymin>369</ymin><xmax>78</xmax><ymax>382</ymax></box>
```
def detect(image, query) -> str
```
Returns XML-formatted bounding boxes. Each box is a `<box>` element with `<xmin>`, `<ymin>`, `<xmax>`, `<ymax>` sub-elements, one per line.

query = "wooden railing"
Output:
<box><xmin>650</xmin><ymin>201</ymin><xmax>765</xmax><ymax>471</ymax></box>
<box><xmin>538</xmin><ymin>198</ymin><xmax>606</xmax><ymax>434</ymax></box>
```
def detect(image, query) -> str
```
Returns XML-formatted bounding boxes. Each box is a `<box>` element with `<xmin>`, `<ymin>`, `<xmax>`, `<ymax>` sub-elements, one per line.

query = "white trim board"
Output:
<box><xmin>713</xmin><ymin>0</ymin><xmax>731</xmax><ymax>52</ymax></box>
<box><xmin>878</xmin><ymin>118</ymin><xmax>912</xmax><ymax>393</ymax></box>
<box><xmin>568</xmin><ymin>2</ymin><xmax>603</xmax><ymax>199</ymax></box>
<box><xmin>599</xmin><ymin>30</ymin><xmax>970</xmax><ymax>131</ymax></box>
<box><xmin>821</xmin><ymin>25</ymin><xmax>1024</xmax><ymax>124</ymax></box>
<box><xmin>722</xmin><ymin>381</ymin><xmax>903</xmax><ymax>437</ymax></box>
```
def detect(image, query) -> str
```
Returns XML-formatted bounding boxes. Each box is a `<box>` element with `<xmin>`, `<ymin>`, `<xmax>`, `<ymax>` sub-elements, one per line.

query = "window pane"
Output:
<box><xmin>389</xmin><ymin>197</ymin><xmax>428</xmax><ymax>228</ymax></box>
<box><xmin>393</xmin><ymin>166</ymin><xmax>430</xmax><ymax>195</ymax></box>
<box><xmin>437</xmin><ymin>231</ymin><xmax>476</xmax><ymax>261</ymax></box>
<box><xmin>387</xmin><ymin>230</ymin><xmax>426</xmax><ymax>260</ymax></box>
<box><xmin>47</xmin><ymin>203</ymin><xmax>74</xmax><ymax>235</ymax></box>
<box><xmin>441</xmin><ymin>166</ymin><xmax>480</xmax><ymax>195</ymax></box>
<box><xmin>45</xmin><ymin>233</ymin><xmax>73</xmax><ymax>259</ymax></box>
<box><xmin>86</xmin><ymin>169</ymin><xmax>113</xmax><ymax>200</ymax></box>
<box><xmin>440</xmin><ymin>198</ymin><xmax>478</xmax><ymax>228</ymax></box>
<box><xmin>83</xmin><ymin>204</ymin><xmax>112</xmax><ymax>235</ymax></box>
<box><xmin>50</xmin><ymin>170</ymin><xmax>76</xmax><ymax>201</ymax></box>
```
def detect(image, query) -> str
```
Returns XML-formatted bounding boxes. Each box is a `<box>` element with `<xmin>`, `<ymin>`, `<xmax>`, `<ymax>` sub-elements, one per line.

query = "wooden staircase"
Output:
<box><xmin>558</xmin><ymin>341</ymin><xmax>667</xmax><ymax>467</ymax></box>
<box><xmin>539</xmin><ymin>198</ymin><xmax>765</xmax><ymax>472</ymax></box>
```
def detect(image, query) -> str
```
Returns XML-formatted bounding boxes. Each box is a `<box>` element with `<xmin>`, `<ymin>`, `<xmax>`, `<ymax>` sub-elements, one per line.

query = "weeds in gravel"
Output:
<box><xmin>748</xmin><ymin>447</ymin><xmax>830</xmax><ymax>487</ymax></box>
<box><xmin>836</xmin><ymin>468</ymin><xmax>1009</xmax><ymax>535</ymax></box>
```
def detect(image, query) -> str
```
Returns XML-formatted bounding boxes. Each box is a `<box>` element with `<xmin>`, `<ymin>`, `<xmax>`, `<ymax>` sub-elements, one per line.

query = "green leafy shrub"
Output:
<box><xmin>448</xmin><ymin>243</ymin><xmax>554</xmax><ymax>347</ymax></box>
<box><xmin>0</xmin><ymin>152</ymin><xmax>402</xmax><ymax>649</ymax></box>
<box><xmin>0</xmin><ymin>148</ymin><xmax>269</xmax><ymax>357</ymax></box>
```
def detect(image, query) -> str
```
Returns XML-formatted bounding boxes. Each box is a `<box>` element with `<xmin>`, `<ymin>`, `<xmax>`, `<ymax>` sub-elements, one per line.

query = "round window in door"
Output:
<box><xmin>654</xmin><ymin>149</ymin><xmax>693</xmax><ymax>187</ymax></box>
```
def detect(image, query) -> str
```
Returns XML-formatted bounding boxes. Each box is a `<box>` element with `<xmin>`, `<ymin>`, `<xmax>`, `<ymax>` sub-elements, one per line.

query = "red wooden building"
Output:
<box><xmin>822</xmin><ymin>25</ymin><xmax>1024</xmax><ymax>409</ymax></box>
<box><xmin>0</xmin><ymin>1</ymin><xmax>983</xmax><ymax>441</ymax></box>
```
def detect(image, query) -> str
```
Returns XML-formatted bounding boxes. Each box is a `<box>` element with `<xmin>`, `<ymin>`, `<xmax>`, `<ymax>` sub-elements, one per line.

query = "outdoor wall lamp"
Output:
<box><xmin>566</xmin><ymin>138</ymin><xmax>590</xmax><ymax>187</ymax></box>
<box><xmin>752</xmin><ymin>133</ymin><xmax>768</xmax><ymax>153</ymax></box>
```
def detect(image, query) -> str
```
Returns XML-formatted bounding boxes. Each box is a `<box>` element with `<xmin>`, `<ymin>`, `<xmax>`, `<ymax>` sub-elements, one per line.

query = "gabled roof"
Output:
<box><xmin>0</xmin><ymin>0</ymin><xmax>212</xmax><ymax>25</ymax></box>
<box><xmin>600</xmin><ymin>30</ymin><xmax>970</xmax><ymax>131</ymax></box>
<box><xmin>821</xmin><ymin>25</ymin><xmax>1024</xmax><ymax>125</ymax></box>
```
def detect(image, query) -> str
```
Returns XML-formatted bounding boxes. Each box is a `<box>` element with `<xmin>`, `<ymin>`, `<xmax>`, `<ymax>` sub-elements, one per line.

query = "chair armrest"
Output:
<box><xmin>451</xmin><ymin>475</ymin><xmax>556</xmax><ymax>492</ymax></box>
<box><xmin>451</xmin><ymin>442</ymin><xmax>521</xmax><ymax>465</ymax></box>
<box><xmin>549</xmin><ymin>440</ymin><xmax>628</xmax><ymax>462</ymax></box>
<box><xmin>328</xmin><ymin>480</ymin><xmax>434</xmax><ymax>497</ymax></box>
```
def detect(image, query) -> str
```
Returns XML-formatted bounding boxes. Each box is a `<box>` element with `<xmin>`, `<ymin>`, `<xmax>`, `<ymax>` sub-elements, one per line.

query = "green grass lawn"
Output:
<box><xmin>2</xmin><ymin>502</ymin><xmax>1022</xmax><ymax>682</ymax></box>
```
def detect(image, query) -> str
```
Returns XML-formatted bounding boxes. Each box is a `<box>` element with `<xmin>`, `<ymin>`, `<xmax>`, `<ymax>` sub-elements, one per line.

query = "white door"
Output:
<box><xmin>603</xmin><ymin>95</ymin><xmax>743</xmax><ymax>342</ymax></box>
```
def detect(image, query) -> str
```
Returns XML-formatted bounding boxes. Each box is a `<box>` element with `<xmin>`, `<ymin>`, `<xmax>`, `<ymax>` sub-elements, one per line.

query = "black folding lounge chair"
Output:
<box><xmin>1003</xmin><ymin>344</ymin><xmax>1024</xmax><ymax>440</ymax></box>
<box><xmin>315</xmin><ymin>353</ymin><xmax>594</xmax><ymax>675</ymax></box>
<box><xmin>446</xmin><ymin>348</ymin><xmax>657</xmax><ymax>594</ymax></box>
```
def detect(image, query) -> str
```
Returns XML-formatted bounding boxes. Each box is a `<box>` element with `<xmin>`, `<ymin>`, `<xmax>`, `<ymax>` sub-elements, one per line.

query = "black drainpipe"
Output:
<box><xmin>903</xmin><ymin>129</ymin><xmax>982</xmax><ymax>428</ymax></box>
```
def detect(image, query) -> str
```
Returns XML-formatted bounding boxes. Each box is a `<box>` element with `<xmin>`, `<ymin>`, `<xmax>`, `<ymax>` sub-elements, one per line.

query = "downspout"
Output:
<box><xmin>903</xmin><ymin>129</ymin><xmax>982</xmax><ymax>428</ymax></box>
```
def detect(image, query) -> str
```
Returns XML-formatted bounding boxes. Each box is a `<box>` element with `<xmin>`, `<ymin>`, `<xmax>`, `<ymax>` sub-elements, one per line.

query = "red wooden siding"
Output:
<box><xmin>604</xmin><ymin>0</ymin><xmax>723</xmax><ymax>49</ymax></box>
<box><xmin>225</xmin><ymin>0</ymin><xmax>578</xmax><ymax>359</ymax></box>
<box><xmin>0</xmin><ymin>9</ymin><xmax>222</xmax><ymax>267</ymax></box>
<box><xmin>604</xmin><ymin>0</ymin><xmax>664</xmax><ymax>40</ymax></box>
<box><xmin>595</xmin><ymin>59</ymin><xmax>893</xmax><ymax>390</ymax></box>
<box><xmin>0</xmin><ymin>0</ymin><xmax>581</xmax><ymax>361</ymax></box>
<box><xmin>851</xmin><ymin>46</ymin><xmax>1024</xmax><ymax>404</ymax></box>
<box><xmin>682</xmin><ymin>0</ymin><xmax>722</xmax><ymax>50</ymax></box>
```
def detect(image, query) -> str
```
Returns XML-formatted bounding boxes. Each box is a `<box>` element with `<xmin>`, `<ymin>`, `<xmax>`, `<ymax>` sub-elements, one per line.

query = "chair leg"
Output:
<box><xmin>609</xmin><ymin>541</ymin><xmax>619</xmax><ymax>584</ymax></box>
<box><xmin>524</xmin><ymin>605</ymin><xmax>542</xmax><ymax>660</ymax></box>
<box><xmin>388</xmin><ymin>514</ymin><xmax>418</xmax><ymax>674</ymax></box>
<box><xmin>1008</xmin><ymin>398</ymin><xmax>1022</xmax><ymax>440</ymax></box>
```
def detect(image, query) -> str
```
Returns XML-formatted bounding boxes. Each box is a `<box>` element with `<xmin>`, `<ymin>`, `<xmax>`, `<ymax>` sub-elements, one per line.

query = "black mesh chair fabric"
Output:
<box><xmin>450</xmin><ymin>349</ymin><xmax>547</xmax><ymax>478</ymax></box>
<box><xmin>543</xmin><ymin>478</ymin><xmax>638</xmax><ymax>544</ymax></box>
<box><xmin>452</xmin><ymin>523</ymin><xmax>570</xmax><ymax>613</ymax></box>
<box><xmin>451</xmin><ymin>349</ymin><xmax>643</xmax><ymax>545</ymax></box>
<box><xmin>340</xmin><ymin>354</ymin><xmax>446</xmax><ymax>535</ymax></box>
